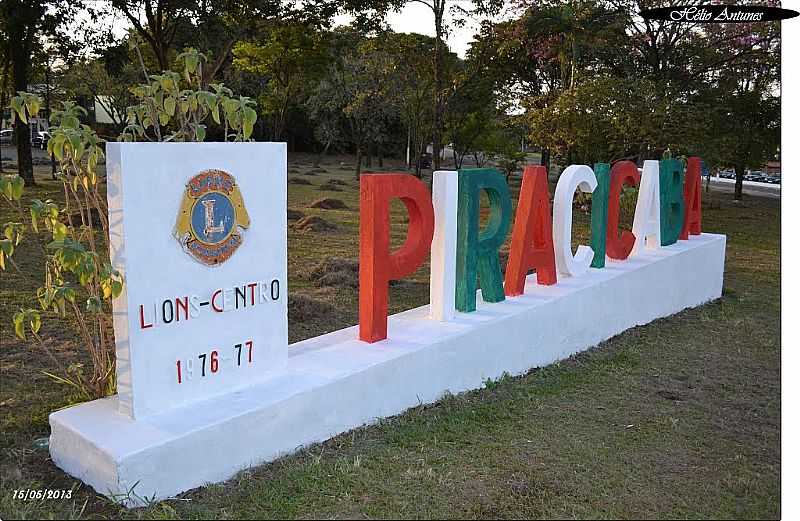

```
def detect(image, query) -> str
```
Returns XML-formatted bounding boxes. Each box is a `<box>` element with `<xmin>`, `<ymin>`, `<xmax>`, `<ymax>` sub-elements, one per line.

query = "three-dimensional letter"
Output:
<box><xmin>504</xmin><ymin>166</ymin><xmax>557</xmax><ymax>296</ymax></box>
<box><xmin>680</xmin><ymin>156</ymin><xmax>702</xmax><ymax>239</ymax></box>
<box><xmin>606</xmin><ymin>161</ymin><xmax>641</xmax><ymax>260</ymax></box>
<box><xmin>455</xmin><ymin>168</ymin><xmax>512</xmax><ymax>312</ymax></box>
<box><xmin>631</xmin><ymin>160</ymin><xmax>661</xmax><ymax>256</ymax></box>
<box><xmin>553</xmin><ymin>165</ymin><xmax>597</xmax><ymax>277</ymax></box>
<box><xmin>359</xmin><ymin>173</ymin><xmax>434</xmax><ymax>342</ymax></box>
<box><xmin>590</xmin><ymin>163</ymin><xmax>610</xmax><ymax>268</ymax></box>
<box><xmin>659</xmin><ymin>158</ymin><xmax>685</xmax><ymax>246</ymax></box>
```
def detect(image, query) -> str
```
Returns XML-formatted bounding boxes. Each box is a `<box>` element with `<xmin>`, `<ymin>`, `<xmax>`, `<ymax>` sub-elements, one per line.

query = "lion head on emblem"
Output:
<box><xmin>174</xmin><ymin>169</ymin><xmax>250</xmax><ymax>266</ymax></box>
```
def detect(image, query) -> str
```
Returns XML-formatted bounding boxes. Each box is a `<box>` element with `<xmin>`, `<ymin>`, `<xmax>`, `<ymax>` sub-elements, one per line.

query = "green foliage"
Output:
<box><xmin>306</xmin><ymin>33</ymin><xmax>402</xmax><ymax>175</ymax></box>
<box><xmin>122</xmin><ymin>48</ymin><xmax>258</xmax><ymax>142</ymax></box>
<box><xmin>233</xmin><ymin>25</ymin><xmax>328</xmax><ymax>140</ymax></box>
<box><xmin>9</xmin><ymin>91</ymin><xmax>41</xmax><ymax>125</ymax></box>
<box><xmin>3</xmin><ymin>94</ymin><xmax>121</xmax><ymax>399</ymax></box>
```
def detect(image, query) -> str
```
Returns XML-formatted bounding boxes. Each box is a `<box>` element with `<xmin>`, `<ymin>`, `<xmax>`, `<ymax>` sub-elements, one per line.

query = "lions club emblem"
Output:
<box><xmin>174</xmin><ymin>169</ymin><xmax>250</xmax><ymax>266</ymax></box>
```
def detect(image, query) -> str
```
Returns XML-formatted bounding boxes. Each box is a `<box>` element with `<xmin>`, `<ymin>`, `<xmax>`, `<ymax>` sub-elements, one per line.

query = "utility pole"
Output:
<box><xmin>406</xmin><ymin>125</ymin><xmax>411</xmax><ymax>170</ymax></box>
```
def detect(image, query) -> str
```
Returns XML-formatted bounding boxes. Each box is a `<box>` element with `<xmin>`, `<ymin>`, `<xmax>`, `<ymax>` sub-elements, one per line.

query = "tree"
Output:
<box><xmin>307</xmin><ymin>31</ymin><xmax>400</xmax><ymax>177</ymax></box>
<box><xmin>445</xmin><ymin>66</ymin><xmax>498</xmax><ymax>169</ymax></box>
<box><xmin>111</xmin><ymin>0</ymin><xmax>338</xmax><ymax>84</ymax></box>
<box><xmin>473</xmin><ymin>0</ymin><xmax>628</xmax><ymax>169</ymax></box>
<box><xmin>406</xmin><ymin>0</ymin><xmax>504</xmax><ymax>170</ymax></box>
<box><xmin>389</xmin><ymin>32</ymin><xmax>443</xmax><ymax>175</ymax></box>
<box><xmin>0</xmin><ymin>24</ymin><xmax>9</xmax><ymax>173</ymax></box>
<box><xmin>61</xmin><ymin>54</ymin><xmax>139</xmax><ymax>135</ymax></box>
<box><xmin>708</xmin><ymin>89</ymin><xmax>779</xmax><ymax>201</ymax></box>
<box><xmin>0</xmin><ymin>0</ymin><xmax>73</xmax><ymax>185</ymax></box>
<box><xmin>110</xmin><ymin>0</ymin><xmax>194</xmax><ymax>72</ymax></box>
<box><xmin>341</xmin><ymin>0</ymin><xmax>502</xmax><ymax>170</ymax></box>
<box><xmin>478</xmin><ymin>0</ymin><xmax>779</xmax><ymax>193</ymax></box>
<box><xmin>233</xmin><ymin>23</ymin><xmax>328</xmax><ymax>141</ymax></box>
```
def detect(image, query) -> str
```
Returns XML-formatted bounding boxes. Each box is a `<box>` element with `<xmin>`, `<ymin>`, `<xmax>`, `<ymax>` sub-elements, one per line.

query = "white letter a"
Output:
<box><xmin>631</xmin><ymin>160</ymin><xmax>661</xmax><ymax>256</ymax></box>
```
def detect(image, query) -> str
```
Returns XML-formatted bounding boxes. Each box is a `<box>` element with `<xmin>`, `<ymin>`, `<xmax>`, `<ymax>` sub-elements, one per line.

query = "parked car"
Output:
<box><xmin>0</xmin><ymin>129</ymin><xmax>12</xmax><ymax>145</ymax></box>
<box><xmin>765</xmin><ymin>176</ymin><xmax>781</xmax><ymax>185</ymax></box>
<box><xmin>32</xmin><ymin>131</ymin><xmax>50</xmax><ymax>149</ymax></box>
<box><xmin>719</xmin><ymin>170</ymin><xmax>736</xmax><ymax>179</ymax></box>
<box><xmin>744</xmin><ymin>171</ymin><xmax>767</xmax><ymax>182</ymax></box>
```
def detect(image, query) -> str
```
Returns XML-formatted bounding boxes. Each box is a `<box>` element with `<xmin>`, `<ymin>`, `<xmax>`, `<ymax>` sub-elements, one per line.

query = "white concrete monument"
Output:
<box><xmin>105</xmin><ymin>142</ymin><xmax>288</xmax><ymax>418</ymax></box>
<box><xmin>48</xmin><ymin>156</ymin><xmax>726</xmax><ymax>507</ymax></box>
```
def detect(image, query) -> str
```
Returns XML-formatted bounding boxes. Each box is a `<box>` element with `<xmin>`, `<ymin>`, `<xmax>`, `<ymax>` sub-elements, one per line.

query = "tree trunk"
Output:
<box><xmin>431</xmin><ymin>1</ymin><xmax>445</xmax><ymax>171</ymax></box>
<box><xmin>378</xmin><ymin>144</ymin><xmax>383</xmax><ymax>168</ymax></box>
<box><xmin>45</xmin><ymin>58</ymin><xmax>56</xmax><ymax>179</ymax></box>
<box><xmin>734</xmin><ymin>163</ymin><xmax>745</xmax><ymax>201</ymax></box>
<box><xmin>355</xmin><ymin>142</ymin><xmax>362</xmax><ymax>179</ymax></box>
<box><xmin>12</xmin><ymin>44</ymin><xmax>34</xmax><ymax>186</ymax></box>
<box><xmin>155</xmin><ymin>44</ymin><xmax>169</xmax><ymax>72</ymax></box>
<box><xmin>365</xmin><ymin>142</ymin><xmax>372</xmax><ymax>168</ymax></box>
<box><xmin>0</xmin><ymin>59</ymin><xmax>8</xmax><ymax>173</ymax></box>
<box><xmin>540</xmin><ymin>148</ymin><xmax>550</xmax><ymax>179</ymax></box>
<box><xmin>314</xmin><ymin>141</ymin><xmax>331</xmax><ymax>168</ymax></box>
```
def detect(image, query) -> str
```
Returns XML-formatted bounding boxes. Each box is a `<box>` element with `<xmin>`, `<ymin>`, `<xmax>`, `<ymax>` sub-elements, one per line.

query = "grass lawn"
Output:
<box><xmin>0</xmin><ymin>154</ymin><xmax>780</xmax><ymax>519</ymax></box>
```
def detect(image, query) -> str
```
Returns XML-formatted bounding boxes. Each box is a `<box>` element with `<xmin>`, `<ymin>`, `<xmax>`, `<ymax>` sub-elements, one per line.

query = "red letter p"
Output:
<box><xmin>359</xmin><ymin>173</ymin><xmax>434</xmax><ymax>343</ymax></box>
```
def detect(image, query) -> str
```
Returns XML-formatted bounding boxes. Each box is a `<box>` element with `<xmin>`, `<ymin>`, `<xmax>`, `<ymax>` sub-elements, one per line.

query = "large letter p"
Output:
<box><xmin>359</xmin><ymin>174</ymin><xmax>435</xmax><ymax>343</ymax></box>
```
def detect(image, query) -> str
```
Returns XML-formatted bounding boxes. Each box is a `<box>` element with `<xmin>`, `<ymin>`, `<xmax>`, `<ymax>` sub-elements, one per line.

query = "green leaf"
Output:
<box><xmin>184</xmin><ymin>52</ymin><xmax>199</xmax><ymax>74</ymax></box>
<box><xmin>13</xmin><ymin>311</ymin><xmax>25</xmax><ymax>340</ymax></box>
<box><xmin>28</xmin><ymin>97</ymin><xmax>41</xmax><ymax>116</ymax></box>
<box><xmin>164</xmin><ymin>96</ymin><xmax>176</xmax><ymax>116</ymax></box>
<box><xmin>52</xmin><ymin>222</ymin><xmax>68</xmax><ymax>241</ymax></box>
<box><xmin>63</xmin><ymin>287</ymin><xmax>76</xmax><ymax>303</ymax></box>
<box><xmin>244</xmin><ymin>107</ymin><xmax>257</xmax><ymax>126</ymax></box>
<box><xmin>223</xmin><ymin>99</ymin><xmax>239</xmax><ymax>117</ymax></box>
<box><xmin>30</xmin><ymin>312</ymin><xmax>41</xmax><ymax>334</ymax></box>
<box><xmin>111</xmin><ymin>280</ymin><xmax>123</xmax><ymax>299</ymax></box>
<box><xmin>10</xmin><ymin>97</ymin><xmax>25</xmax><ymax>123</ymax></box>
<box><xmin>11</xmin><ymin>176</ymin><xmax>23</xmax><ymax>200</ymax></box>
<box><xmin>86</xmin><ymin>296</ymin><xmax>102</xmax><ymax>313</ymax></box>
<box><xmin>0</xmin><ymin>238</ymin><xmax>14</xmax><ymax>258</ymax></box>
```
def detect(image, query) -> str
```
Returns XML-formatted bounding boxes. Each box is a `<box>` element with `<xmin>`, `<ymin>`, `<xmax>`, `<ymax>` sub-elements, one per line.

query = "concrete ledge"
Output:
<box><xmin>49</xmin><ymin>233</ymin><xmax>726</xmax><ymax>506</ymax></box>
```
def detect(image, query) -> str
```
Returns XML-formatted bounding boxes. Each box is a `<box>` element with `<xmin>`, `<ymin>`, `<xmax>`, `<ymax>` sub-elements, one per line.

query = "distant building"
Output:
<box><xmin>94</xmin><ymin>96</ymin><xmax>122</xmax><ymax>125</ymax></box>
<box><xmin>765</xmin><ymin>160</ymin><xmax>780</xmax><ymax>175</ymax></box>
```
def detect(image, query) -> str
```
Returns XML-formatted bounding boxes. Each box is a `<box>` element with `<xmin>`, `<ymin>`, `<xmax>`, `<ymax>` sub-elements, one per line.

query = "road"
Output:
<box><xmin>0</xmin><ymin>143</ymin><xmax>50</xmax><ymax>162</ymax></box>
<box><xmin>705</xmin><ymin>176</ymin><xmax>781</xmax><ymax>199</ymax></box>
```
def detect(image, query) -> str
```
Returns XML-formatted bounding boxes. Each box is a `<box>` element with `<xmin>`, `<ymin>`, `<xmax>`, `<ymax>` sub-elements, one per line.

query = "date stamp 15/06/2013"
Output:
<box><xmin>12</xmin><ymin>489</ymin><xmax>73</xmax><ymax>501</ymax></box>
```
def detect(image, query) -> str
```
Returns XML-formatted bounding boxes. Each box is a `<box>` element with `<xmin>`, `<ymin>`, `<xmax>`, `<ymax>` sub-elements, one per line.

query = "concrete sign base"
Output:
<box><xmin>49</xmin><ymin>233</ymin><xmax>726</xmax><ymax>506</ymax></box>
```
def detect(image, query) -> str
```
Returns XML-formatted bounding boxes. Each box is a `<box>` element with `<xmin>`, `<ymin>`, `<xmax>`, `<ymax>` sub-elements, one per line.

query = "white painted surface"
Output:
<box><xmin>632</xmin><ymin>160</ymin><xmax>662</xmax><ymax>256</ymax></box>
<box><xmin>106</xmin><ymin>143</ymin><xmax>289</xmax><ymax>419</ymax></box>
<box><xmin>553</xmin><ymin>165</ymin><xmax>598</xmax><ymax>277</ymax></box>
<box><xmin>50</xmin><ymin>233</ymin><xmax>726</xmax><ymax>506</ymax></box>
<box><xmin>430</xmin><ymin>171</ymin><xmax>458</xmax><ymax>321</ymax></box>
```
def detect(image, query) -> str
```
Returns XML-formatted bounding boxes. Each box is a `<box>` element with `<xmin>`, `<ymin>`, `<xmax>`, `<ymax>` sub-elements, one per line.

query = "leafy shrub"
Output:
<box><xmin>1</xmin><ymin>48</ymin><xmax>258</xmax><ymax>400</ymax></box>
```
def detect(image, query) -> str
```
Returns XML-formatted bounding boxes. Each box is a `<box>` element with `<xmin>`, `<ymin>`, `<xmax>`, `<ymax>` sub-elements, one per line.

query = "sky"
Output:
<box><xmin>334</xmin><ymin>2</ymin><xmax>517</xmax><ymax>58</ymax></box>
<box><xmin>334</xmin><ymin>4</ymin><xmax>481</xmax><ymax>58</ymax></box>
<box><xmin>81</xmin><ymin>1</ymin><xmax>516</xmax><ymax>60</ymax></box>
